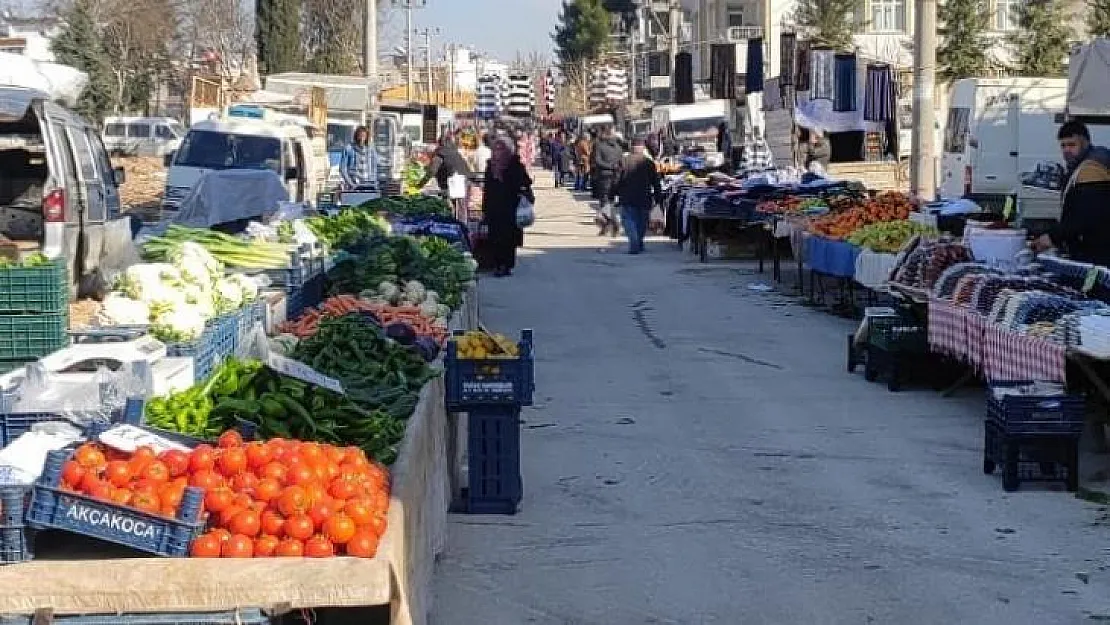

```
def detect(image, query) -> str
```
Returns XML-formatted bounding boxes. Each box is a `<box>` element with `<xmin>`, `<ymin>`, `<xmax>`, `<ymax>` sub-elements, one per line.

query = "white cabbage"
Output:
<box><xmin>172</xmin><ymin>242</ymin><xmax>223</xmax><ymax>287</ymax></box>
<box><xmin>150</xmin><ymin>304</ymin><xmax>208</xmax><ymax>343</ymax></box>
<box><xmin>98</xmin><ymin>293</ymin><xmax>151</xmax><ymax>326</ymax></box>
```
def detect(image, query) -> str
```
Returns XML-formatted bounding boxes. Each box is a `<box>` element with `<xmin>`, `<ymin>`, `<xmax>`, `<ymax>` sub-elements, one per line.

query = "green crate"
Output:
<box><xmin>0</xmin><ymin>313</ymin><xmax>67</xmax><ymax>359</ymax></box>
<box><xmin>867</xmin><ymin>314</ymin><xmax>928</xmax><ymax>354</ymax></box>
<box><xmin>0</xmin><ymin>261</ymin><xmax>68</xmax><ymax>313</ymax></box>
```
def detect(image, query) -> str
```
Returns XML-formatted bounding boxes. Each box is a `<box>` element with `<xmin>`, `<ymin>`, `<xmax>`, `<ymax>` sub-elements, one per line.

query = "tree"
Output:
<box><xmin>256</xmin><ymin>0</ymin><xmax>303</xmax><ymax>75</ymax></box>
<box><xmin>98</xmin><ymin>0</ymin><xmax>177</xmax><ymax>114</ymax></box>
<box><xmin>51</xmin><ymin>0</ymin><xmax>116</xmax><ymax>120</ymax></box>
<box><xmin>303</xmin><ymin>0</ymin><xmax>362</xmax><ymax>75</ymax></box>
<box><xmin>552</xmin><ymin>0</ymin><xmax>610</xmax><ymax>67</ymax></box>
<box><xmin>178</xmin><ymin>0</ymin><xmax>257</xmax><ymax>83</ymax></box>
<box><xmin>793</xmin><ymin>0</ymin><xmax>859</xmax><ymax>50</ymax></box>
<box><xmin>1009</xmin><ymin>0</ymin><xmax>1072</xmax><ymax>76</ymax></box>
<box><xmin>937</xmin><ymin>0</ymin><xmax>991</xmax><ymax>81</ymax></box>
<box><xmin>1089</xmin><ymin>0</ymin><xmax>1110</xmax><ymax>38</ymax></box>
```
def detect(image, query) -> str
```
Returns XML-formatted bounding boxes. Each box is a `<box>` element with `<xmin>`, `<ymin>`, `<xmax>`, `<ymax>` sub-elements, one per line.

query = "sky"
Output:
<box><xmin>406</xmin><ymin>0</ymin><xmax>560</xmax><ymax>63</ymax></box>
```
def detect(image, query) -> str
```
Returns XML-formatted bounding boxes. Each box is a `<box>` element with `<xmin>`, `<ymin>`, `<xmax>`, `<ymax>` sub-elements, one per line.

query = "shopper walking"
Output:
<box><xmin>574</xmin><ymin>133</ymin><xmax>592</xmax><ymax>191</ymax></box>
<box><xmin>615</xmin><ymin>137</ymin><xmax>662</xmax><ymax>255</ymax></box>
<box><xmin>483</xmin><ymin>137</ymin><xmax>534</xmax><ymax>277</ymax></box>
<box><xmin>338</xmin><ymin>126</ymin><xmax>376</xmax><ymax>189</ymax></box>
<box><xmin>551</xmin><ymin>133</ymin><xmax>569</xmax><ymax>188</ymax></box>
<box><xmin>590</xmin><ymin>126</ymin><xmax>624</xmax><ymax>237</ymax></box>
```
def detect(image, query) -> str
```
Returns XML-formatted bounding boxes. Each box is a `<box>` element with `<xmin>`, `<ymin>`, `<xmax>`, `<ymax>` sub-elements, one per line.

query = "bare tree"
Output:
<box><xmin>556</xmin><ymin>59</ymin><xmax>590</xmax><ymax>114</ymax></box>
<box><xmin>177</xmin><ymin>0</ymin><xmax>256</xmax><ymax>82</ymax></box>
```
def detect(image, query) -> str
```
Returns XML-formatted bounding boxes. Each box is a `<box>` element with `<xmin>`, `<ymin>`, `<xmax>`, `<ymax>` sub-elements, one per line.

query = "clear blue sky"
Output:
<box><xmin>413</xmin><ymin>0</ymin><xmax>559</xmax><ymax>62</ymax></box>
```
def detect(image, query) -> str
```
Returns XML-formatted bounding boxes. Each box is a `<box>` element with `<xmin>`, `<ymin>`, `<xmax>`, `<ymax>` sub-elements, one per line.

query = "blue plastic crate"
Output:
<box><xmin>445</xmin><ymin>330</ymin><xmax>534</xmax><ymax>410</ymax></box>
<box><xmin>987</xmin><ymin>382</ymin><xmax>1086</xmax><ymax>437</ymax></box>
<box><xmin>0</xmin><ymin>486</ymin><xmax>32</xmax><ymax>565</ymax></box>
<box><xmin>165</xmin><ymin>311</ymin><xmax>238</xmax><ymax>382</ymax></box>
<box><xmin>464</xmin><ymin>406</ymin><xmax>522</xmax><ymax>515</ymax></box>
<box><xmin>0</xmin><ymin>609</ymin><xmax>272</xmax><ymax>624</ymax></box>
<box><xmin>26</xmin><ymin>449</ymin><xmax>205</xmax><ymax>557</ymax></box>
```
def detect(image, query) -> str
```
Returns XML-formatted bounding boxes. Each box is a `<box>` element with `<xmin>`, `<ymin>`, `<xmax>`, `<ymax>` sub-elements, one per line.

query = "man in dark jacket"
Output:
<box><xmin>1032</xmin><ymin>121</ymin><xmax>1110</xmax><ymax>266</ymax></box>
<box><xmin>419</xmin><ymin>137</ymin><xmax>473</xmax><ymax>191</ymax></box>
<box><xmin>615</xmin><ymin>137</ymin><xmax>662</xmax><ymax>254</ymax></box>
<box><xmin>590</xmin><ymin>126</ymin><xmax>625</xmax><ymax>237</ymax></box>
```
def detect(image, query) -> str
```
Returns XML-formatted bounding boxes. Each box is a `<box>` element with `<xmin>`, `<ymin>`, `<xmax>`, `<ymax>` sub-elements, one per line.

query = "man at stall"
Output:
<box><xmin>338</xmin><ymin>126</ymin><xmax>375</xmax><ymax>189</ymax></box>
<box><xmin>1032</xmin><ymin>121</ymin><xmax>1110</xmax><ymax>266</ymax></box>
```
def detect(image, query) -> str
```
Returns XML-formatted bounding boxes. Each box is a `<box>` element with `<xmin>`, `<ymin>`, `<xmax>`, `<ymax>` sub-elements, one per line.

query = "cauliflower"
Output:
<box><xmin>419</xmin><ymin>300</ymin><xmax>439</xmax><ymax>318</ymax></box>
<box><xmin>98</xmin><ymin>293</ymin><xmax>151</xmax><ymax>326</ymax></box>
<box><xmin>213</xmin><ymin>280</ymin><xmax>243</xmax><ymax>314</ymax></box>
<box><xmin>424</xmin><ymin>290</ymin><xmax>439</xmax><ymax>304</ymax></box>
<box><xmin>181</xmin><ymin>283</ymin><xmax>217</xmax><ymax>318</ymax></box>
<box><xmin>378</xmin><ymin>281</ymin><xmax>399</xmax><ymax>301</ymax></box>
<box><xmin>225</xmin><ymin>273</ymin><xmax>260</xmax><ymax>302</ymax></box>
<box><xmin>172</xmin><ymin>242</ymin><xmax>223</xmax><ymax>287</ymax></box>
<box><xmin>118</xmin><ymin>264</ymin><xmax>180</xmax><ymax>300</ymax></box>
<box><xmin>404</xmin><ymin>280</ymin><xmax>426</xmax><ymax>302</ymax></box>
<box><xmin>150</xmin><ymin>304</ymin><xmax>208</xmax><ymax>344</ymax></box>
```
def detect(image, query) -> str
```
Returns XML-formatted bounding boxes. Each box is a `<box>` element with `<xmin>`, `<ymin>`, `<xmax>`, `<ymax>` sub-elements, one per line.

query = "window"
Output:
<box><xmin>104</xmin><ymin>123</ymin><xmax>125</xmax><ymax>137</ymax></box>
<box><xmin>995</xmin><ymin>0</ymin><xmax>1021</xmax><ymax>30</ymax></box>
<box><xmin>86</xmin><ymin>130</ymin><xmax>115</xmax><ymax>181</ymax></box>
<box><xmin>71</xmin><ymin>129</ymin><xmax>99</xmax><ymax>181</ymax></box>
<box><xmin>174</xmin><ymin>130</ymin><xmax>282</xmax><ymax>171</ymax></box>
<box><xmin>154</xmin><ymin>125</ymin><xmax>175</xmax><ymax>140</ymax></box>
<box><xmin>944</xmin><ymin>107</ymin><xmax>971</xmax><ymax>153</ymax></box>
<box><xmin>647</xmin><ymin>11</ymin><xmax>670</xmax><ymax>37</ymax></box>
<box><xmin>126</xmin><ymin>123</ymin><xmax>151</xmax><ymax>139</ymax></box>
<box><xmin>870</xmin><ymin>0</ymin><xmax>907</xmax><ymax>32</ymax></box>
<box><xmin>327</xmin><ymin>123</ymin><xmax>356</xmax><ymax>152</ymax></box>
<box><xmin>728</xmin><ymin>10</ymin><xmax>745</xmax><ymax>27</ymax></box>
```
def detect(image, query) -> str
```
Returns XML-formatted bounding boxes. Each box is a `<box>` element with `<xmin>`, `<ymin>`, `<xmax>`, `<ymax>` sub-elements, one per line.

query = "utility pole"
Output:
<box><xmin>392</xmin><ymin>0</ymin><xmax>426</xmax><ymax>102</ymax></box>
<box><xmin>669</xmin><ymin>0</ymin><xmax>681</xmax><ymax>103</ymax></box>
<box><xmin>416</xmin><ymin>27</ymin><xmax>440</xmax><ymax>104</ymax></box>
<box><xmin>364</xmin><ymin>0</ymin><xmax>377</xmax><ymax>79</ymax></box>
<box><xmin>910</xmin><ymin>0</ymin><xmax>938</xmax><ymax>200</ymax></box>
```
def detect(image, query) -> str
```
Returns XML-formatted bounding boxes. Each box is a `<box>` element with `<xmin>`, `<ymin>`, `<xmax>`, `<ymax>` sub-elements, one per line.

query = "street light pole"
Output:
<box><xmin>910</xmin><ymin>0</ymin><xmax>938</xmax><ymax>200</ymax></box>
<box><xmin>415</xmin><ymin>27</ymin><xmax>440</xmax><ymax>104</ymax></box>
<box><xmin>392</xmin><ymin>0</ymin><xmax>426</xmax><ymax>102</ymax></box>
<box><xmin>364</xmin><ymin>0</ymin><xmax>377</xmax><ymax>79</ymax></box>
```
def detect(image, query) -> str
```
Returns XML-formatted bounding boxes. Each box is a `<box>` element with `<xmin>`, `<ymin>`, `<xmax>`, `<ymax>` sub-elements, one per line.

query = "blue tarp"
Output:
<box><xmin>806</xmin><ymin>235</ymin><xmax>860</xmax><ymax>278</ymax></box>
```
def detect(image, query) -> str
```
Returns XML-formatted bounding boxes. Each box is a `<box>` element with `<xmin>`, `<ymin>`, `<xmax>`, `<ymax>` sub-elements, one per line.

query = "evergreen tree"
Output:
<box><xmin>1009</xmin><ymin>0</ymin><xmax>1072</xmax><ymax>76</ymax></box>
<box><xmin>256</xmin><ymin>0</ymin><xmax>304</xmax><ymax>75</ymax></box>
<box><xmin>552</xmin><ymin>0</ymin><xmax>611</xmax><ymax>67</ymax></box>
<box><xmin>1089</xmin><ymin>0</ymin><xmax>1110</xmax><ymax>38</ymax></box>
<box><xmin>937</xmin><ymin>0</ymin><xmax>991</xmax><ymax>81</ymax></box>
<box><xmin>793</xmin><ymin>0</ymin><xmax>858</xmax><ymax>50</ymax></box>
<box><xmin>51</xmin><ymin>0</ymin><xmax>115</xmax><ymax>120</ymax></box>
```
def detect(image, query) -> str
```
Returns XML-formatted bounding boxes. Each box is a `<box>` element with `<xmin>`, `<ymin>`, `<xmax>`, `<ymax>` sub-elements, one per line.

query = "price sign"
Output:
<box><xmin>266</xmin><ymin>353</ymin><xmax>345</xmax><ymax>395</ymax></box>
<box><xmin>98</xmin><ymin>424</ymin><xmax>193</xmax><ymax>455</ymax></box>
<box><xmin>1083</xmin><ymin>266</ymin><xmax>1100</xmax><ymax>293</ymax></box>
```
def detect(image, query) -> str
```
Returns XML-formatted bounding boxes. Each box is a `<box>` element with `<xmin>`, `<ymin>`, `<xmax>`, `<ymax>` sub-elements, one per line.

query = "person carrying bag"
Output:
<box><xmin>483</xmin><ymin>137</ymin><xmax>535</xmax><ymax>277</ymax></box>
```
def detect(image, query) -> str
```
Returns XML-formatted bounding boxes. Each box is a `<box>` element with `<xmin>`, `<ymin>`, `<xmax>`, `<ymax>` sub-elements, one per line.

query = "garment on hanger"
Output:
<box><xmin>780</xmin><ymin>33</ymin><xmax>797</xmax><ymax>87</ymax></box>
<box><xmin>745</xmin><ymin>37</ymin><xmax>764</xmax><ymax>94</ymax></box>
<box><xmin>811</xmin><ymin>49</ymin><xmax>835</xmax><ymax>100</ymax></box>
<box><xmin>710</xmin><ymin>44</ymin><xmax>737</xmax><ymax>100</ymax></box>
<box><xmin>795</xmin><ymin>41</ymin><xmax>812</xmax><ymax>91</ymax></box>
<box><xmin>764</xmin><ymin>78</ymin><xmax>782</xmax><ymax>110</ymax></box>
<box><xmin>675</xmin><ymin>52</ymin><xmax>694</xmax><ymax>104</ymax></box>
<box><xmin>864</xmin><ymin>64</ymin><xmax>895</xmax><ymax>122</ymax></box>
<box><xmin>832</xmin><ymin>53</ymin><xmax>857</xmax><ymax>112</ymax></box>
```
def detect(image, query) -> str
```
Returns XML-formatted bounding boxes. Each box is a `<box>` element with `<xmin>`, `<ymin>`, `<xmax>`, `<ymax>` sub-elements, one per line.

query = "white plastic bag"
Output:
<box><xmin>516</xmin><ymin>197</ymin><xmax>535</xmax><ymax>228</ymax></box>
<box><xmin>447</xmin><ymin>173</ymin><xmax>467</xmax><ymax>200</ymax></box>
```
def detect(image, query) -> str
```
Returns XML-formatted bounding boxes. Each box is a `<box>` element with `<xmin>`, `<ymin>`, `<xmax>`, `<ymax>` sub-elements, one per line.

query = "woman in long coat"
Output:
<box><xmin>483</xmin><ymin>138</ymin><xmax>535</xmax><ymax>277</ymax></box>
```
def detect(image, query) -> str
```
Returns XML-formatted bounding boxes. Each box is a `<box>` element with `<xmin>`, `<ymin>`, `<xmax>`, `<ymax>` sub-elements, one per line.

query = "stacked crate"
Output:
<box><xmin>0</xmin><ymin>259</ymin><xmax>68</xmax><ymax>372</ymax></box>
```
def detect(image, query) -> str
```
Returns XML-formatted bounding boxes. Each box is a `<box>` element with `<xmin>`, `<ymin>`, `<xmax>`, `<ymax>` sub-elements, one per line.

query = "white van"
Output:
<box><xmin>939</xmin><ymin>78</ymin><xmax>1069</xmax><ymax>205</ymax></box>
<box><xmin>102</xmin><ymin>116</ymin><xmax>184</xmax><ymax>157</ymax></box>
<box><xmin>162</xmin><ymin>118</ymin><xmax>324</xmax><ymax>212</ymax></box>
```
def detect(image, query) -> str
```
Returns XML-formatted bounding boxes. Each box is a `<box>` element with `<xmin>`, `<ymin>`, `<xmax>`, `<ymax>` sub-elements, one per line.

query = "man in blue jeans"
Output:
<box><xmin>614</xmin><ymin>137</ymin><xmax>662</xmax><ymax>254</ymax></box>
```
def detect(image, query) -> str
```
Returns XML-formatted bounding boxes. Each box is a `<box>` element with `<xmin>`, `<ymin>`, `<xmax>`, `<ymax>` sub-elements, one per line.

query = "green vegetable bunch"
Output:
<box><xmin>143</xmin><ymin>226</ymin><xmax>294</xmax><ymax>270</ymax></box>
<box><xmin>0</xmin><ymin>253</ymin><xmax>53</xmax><ymax>269</ymax></box>
<box><xmin>357</xmin><ymin>196</ymin><xmax>452</xmax><ymax>218</ymax></box>
<box><xmin>305</xmin><ymin>209</ymin><xmax>390</xmax><ymax>250</ymax></box>
<box><xmin>326</xmin><ymin>236</ymin><xmax>473</xmax><ymax>310</ymax></box>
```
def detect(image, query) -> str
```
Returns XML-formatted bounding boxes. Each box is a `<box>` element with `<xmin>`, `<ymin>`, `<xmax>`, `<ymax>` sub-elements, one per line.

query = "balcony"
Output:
<box><xmin>727</xmin><ymin>25</ymin><xmax>763</xmax><ymax>41</ymax></box>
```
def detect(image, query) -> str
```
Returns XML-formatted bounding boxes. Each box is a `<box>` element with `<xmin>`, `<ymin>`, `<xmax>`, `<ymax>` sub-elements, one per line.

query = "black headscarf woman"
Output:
<box><xmin>483</xmin><ymin>137</ymin><xmax>534</xmax><ymax>277</ymax></box>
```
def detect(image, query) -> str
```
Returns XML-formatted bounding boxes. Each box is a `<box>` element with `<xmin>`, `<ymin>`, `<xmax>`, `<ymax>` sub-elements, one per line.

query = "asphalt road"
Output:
<box><xmin>431</xmin><ymin>173</ymin><xmax>1110</xmax><ymax>625</ymax></box>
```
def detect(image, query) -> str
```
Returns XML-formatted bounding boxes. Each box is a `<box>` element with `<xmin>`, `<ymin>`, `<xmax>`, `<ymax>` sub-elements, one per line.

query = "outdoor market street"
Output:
<box><xmin>432</xmin><ymin>173</ymin><xmax>1110</xmax><ymax>625</ymax></box>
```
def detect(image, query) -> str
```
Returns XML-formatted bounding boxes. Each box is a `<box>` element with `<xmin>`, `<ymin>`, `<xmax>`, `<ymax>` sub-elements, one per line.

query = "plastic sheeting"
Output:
<box><xmin>0</xmin><ymin>53</ymin><xmax>87</xmax><ymax>108</ymax></box>
<box><xmin>173</xmin><ymin>170</ymin><xmax>290</xmax><ymax>228</ymax></box>
<box><xmin>1067</xmin><ymin>39</ymin><xmax>1110</xmax><ymax>117</ymax></box>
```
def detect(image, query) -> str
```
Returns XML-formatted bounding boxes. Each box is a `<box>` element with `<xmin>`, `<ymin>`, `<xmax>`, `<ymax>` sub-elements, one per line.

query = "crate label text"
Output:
<box><xmin>63</xmin><ymin>501</ymin><xmax>158</xmax><ymax>539</ymax></box>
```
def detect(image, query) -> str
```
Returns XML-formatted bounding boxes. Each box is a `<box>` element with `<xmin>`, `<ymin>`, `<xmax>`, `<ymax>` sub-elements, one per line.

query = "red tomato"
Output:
<box><xmin>254</xmin><ymin>478</ymin><xmax>282</xmax><ymax>503</ymax></box>
<box><xmin>128</xmin><ymin>447</ymin><xmax>156</xmax><ymax>476</ymax></box>
<box><xmin>141</xmin><ymin>460</ymin><xmax>170</xmax><ymax>484</ymax></box>
<box><xmin>231</xmin><ymin>472</ymin><xmax>260</xmax><ymax>495</ymax></box>
<box><xmin>104</xmin><ymin>460</ymin><xmax>132</xmax><ymax>488</ymax></box>
<box><xmin>304</xmin><ymin>535</ymin><xmax>335</xmax><ymax>558</ymax></box>
<box><xmin>221</xmin><ymin>534</ymin><xmax>254</xmax><ymax>558</ymax></box>
<box><xmin>284</xmin><ymin>464</ymin><xmax>316</xmax><ymax>488</ymax></box>
<box><xmin>308</xmin><ymin>499</ymin><xmax>337</xmax><ymax>528</ymax></box>
<box><xmin>158</xmin><ymin>450</ymin><xmax>190</xmax><ymax>477</ymax></box>
<box><xmin>260</xmin><ymin>510</ymin><xmax>286</xmax><ymax>537</ymax></box>
<box><xmin>229</xmin><ymin>509</ymin><xmax>262</xmax><ymax>537</ymax></box>
<box><xmin>218</xmin><ymin>430</ymin><xmax>244</xmax><ymax>449</ymax></box>
<box><xmin>344</xmin><ymin>529</ymin><xmax>379</xmax><ymax>558</ymax></box>
<box><xmin>61</xmin><ymin>460</ymin><xmax>86</xmax><ymax>487</ymax></box>
<box><xmin>204</xmin><ymin>487</ymin><xmax>234</xmax><ymax>514</ymax></box>
<box><xmin>274</xmin><ymin>538</ymin><xmax>304</xmax><ymax>557</ymax></box>
<box><xmin>253</xmin><ymin>534</ymin><xmax>280</xmax><ymax>557</ymax></box>
<box><xmin>130</xmin><ymin>492</ymin><xmax>161</xmax><ymax>514</ymax></box>
<box><xmin>74</xmin><ymin>444</ymin><xmax>107</xmax><ymax>470</ymax></box>
<box><xmin>259</xmin><ymin>462</ymin><xmax>288</xmax><ymax>484</ymax></box>
<box><xmin>160</xmin><ymin>483</ymin><xmax>185</xmax><ymax>511</ymax></box>
<box><xmin>343</xmin><ymin>497</ymin><xmax>376</xmax><ymax>527</ymax></box>
<box><xmin>189</xmin><ymin>469</ymin><xmax>223</xmax><ymax>491</ymax></box>
<box><xmin>210</xmin><ymin>528</ymin><xmax>232</xmax><ymax>543</ymax></box>
<box><xmin>329</xmin><ymin>478</ymin><xmax>358</xmax><ymax>502</ymax></box>
<box><xmin>217</xmin><ymin>448</ymin><xmax>248</xmax><ymax>476</ymax></box>
<box><xmin>277</xmin><ymin>486</ymin><xmax>309</xmax><ymax>517</ymax></box>
<box><xmin>188</xmin><ymin>445</ymin><xmax>217</xmax><ymax>472</ymax></box>
<box><xmin>190</xmin><ymin>533</ymin><xmax>222</xmax><ymax>557</ymax></box>
<box><xmin>323</xmin><ymin>513</ymin><xmax>357</xmax><ymax>545</ymax></box>
<box><xmin>284</xmin><ymin>513</ymin><xmax>315</xmax><ymax>540</ymax></box>
<box><xmin>244</xmin><ymin>442</ymin><xmax>272</xmax><ymax>470</ymax></box>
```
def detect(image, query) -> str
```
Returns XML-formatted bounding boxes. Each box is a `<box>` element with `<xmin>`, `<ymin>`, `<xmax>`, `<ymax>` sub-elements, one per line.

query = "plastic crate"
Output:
<box><xmin>0</xmin><ymin>486</ymin><xmax>32</xmax><ymax>565</ymax></box>
<box><xmin>0</xmin><ymin>260</ymin><xmax>67</xmax><ymax>314</ymax></box>
<box><xmin>464</xmin><ymin>406</ymin><xmax>522</xmax><ymax>515</ymax></box>
<box><xmin>983</xmin><ymin>419</ymin><xmax>1079</xmax><ymax>492</ymax></box>
<box><xmin>445</xmin><ymin>330</ymin><xmax>534</xmax><ymax>410</ymax></box>
<box><xmin>0</xmin><ymin>313</ymin><xmax>67</xmax><ymax>360</ymax></box>
<box><xmin>165</xmin><ymin>312</ymin><xmax>238</xmax><ymax>382</ymax></box>
<box><xmin>866</xmin><ymin>313</ymin><xmax>927</xmax><ymax>354</ymax></box>
<box><xmin>987</xmin><ymin>382</ymin><xmax>1086</xmax><ymax>436</ymax></box>
<box><xmin>0</xmin><ymin>609</ymin><xmax>271</xmax><ymax>624</ymax></box>
<box><xmin>26</xmin><ymin>449</ymin><xmax>205</xmax><ymax>557</ymax></box>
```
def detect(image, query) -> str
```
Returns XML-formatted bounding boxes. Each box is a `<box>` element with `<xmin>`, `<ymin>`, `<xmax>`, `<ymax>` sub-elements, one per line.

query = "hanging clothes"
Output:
<box><xmin>710</xmin><ymin>44</ymin><xmax>737</xmax><ymax>100</ymax></box>
<box><xmin>675</xmin><ymin>52</ymin><xmax>694</xmax><ymax>104</ymax></box>
<box><xmin>811</xmin><ymin>49</ymin><xmax>835</xmax><ymax>100</ymax></box>
<box><xmin>833</xmin><ymin>53</ymin><xmax>857</xmax><ymax>112</ymax></box>
<box><xmin>764</xmin><ymin>78</ymin><xmax>782</xmax><ymax>110</ymax></box>
<box><xmin>864</xmin><ymin>64</ymin><xmax>896</xmax><ymax>122</ymax></box>
<box><xmin>795</xmin><ymin>41</ymin><xmax>812</xmax><ymax>91</ymax></box>
<box><xmin>780</xmin><ymin>33</ymin><xmax>797</xmax><ymax>87</ymax></box>
<box><xmin>745</xmin><ymin>37</ymin><xmax>764</xmax><ymax>94</ymax></box>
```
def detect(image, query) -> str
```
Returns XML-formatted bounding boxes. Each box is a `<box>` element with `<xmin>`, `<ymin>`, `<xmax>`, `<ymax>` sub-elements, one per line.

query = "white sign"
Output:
<box><xmin>266</xmin><ymin>353</ymin><xmax>345</xmax><ymax>395</ymax></box>
<box><xmin>649</xmin><ymin>75</ymin><xmax>670</xmax><ymax>89</ymax></box>
<box><xmin>98</xmin><ymin>424</ymin><xmax>192</xmax><ymax>455</ymax></box>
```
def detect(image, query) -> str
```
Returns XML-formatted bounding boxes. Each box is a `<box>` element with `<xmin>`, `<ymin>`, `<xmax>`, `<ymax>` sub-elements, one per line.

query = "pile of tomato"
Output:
<box><xmin>60</xmin><ymin>430</ymin><xmax>390</xmax><ymax>559</ymax></box>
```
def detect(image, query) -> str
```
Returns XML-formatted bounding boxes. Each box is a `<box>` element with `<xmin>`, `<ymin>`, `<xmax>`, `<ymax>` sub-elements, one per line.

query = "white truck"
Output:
<box><xmin>652</xmin><ymin>100</ymin><xmax>731</xmax><ymax>168</ymax></box>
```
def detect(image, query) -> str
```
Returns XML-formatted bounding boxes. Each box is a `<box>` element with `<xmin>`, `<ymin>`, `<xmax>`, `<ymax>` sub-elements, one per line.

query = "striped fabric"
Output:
<box><xmin>864</xmin><ymin>64</ymin><xmax>896</xmax><ymax>122</ymax></box>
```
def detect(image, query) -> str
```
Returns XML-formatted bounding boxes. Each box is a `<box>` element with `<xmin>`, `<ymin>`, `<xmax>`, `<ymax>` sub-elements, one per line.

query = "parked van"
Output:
<box><xmin>102</xmin><ymin>116</ymin><xmax>184</xmax><ymax>157</ymax></box>
<box><xmin>162</xmin><ymin>117</ymin><xmax>325</xmax><ymax>212</ymax></box>
<box><xmin>939</xmin><ymin>78</ymin><xmax>1069</xmax><ymax>206</ymax></box>
<box><xmin>0</xmin><ymin>86</ymin><xmax>128</xmax><ymax>292</ymax></box>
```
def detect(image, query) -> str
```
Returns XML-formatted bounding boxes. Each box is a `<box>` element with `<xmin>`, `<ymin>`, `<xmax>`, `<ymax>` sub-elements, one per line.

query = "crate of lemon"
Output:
<box><xmin>445</xmin><ymin>329</ymin><xmax>534</xmax><ymax>409</ymax></box>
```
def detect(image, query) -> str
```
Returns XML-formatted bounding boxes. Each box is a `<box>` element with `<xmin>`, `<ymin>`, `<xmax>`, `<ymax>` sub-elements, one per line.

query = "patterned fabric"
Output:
<box><xmin>739</xmin><ymin>138</ymin><xmax>774</xmax><ymax>177</ymax></box>
<box><xmin>343</xmin><ymin>144</ymin><xmax>375</xmax><ymax>186</ymax></box>
<box><xmin>928</xmin><ymin>298</ymin><xmax>968</xmax><ymax>359</ymax></box>
<box><xmin>983</xmin><ymin>325</ymin><xmax>1067</xmax><ymax>383</ymax></box>
<box><xmin>864</xmin><ymin>64</ymin><xmax>896</xmax><ymax>122</ymax></box>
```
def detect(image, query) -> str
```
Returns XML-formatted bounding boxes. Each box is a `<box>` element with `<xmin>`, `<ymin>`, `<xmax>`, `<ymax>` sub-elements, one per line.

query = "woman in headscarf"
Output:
<box><xmin>483</xmin><ymin>137</ymin><xmax>534</xmax><ymax>277</ymax></box>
